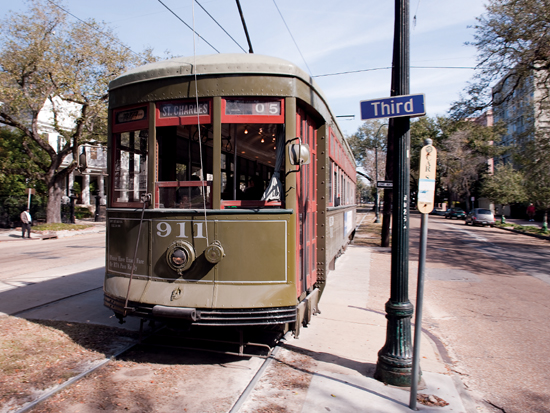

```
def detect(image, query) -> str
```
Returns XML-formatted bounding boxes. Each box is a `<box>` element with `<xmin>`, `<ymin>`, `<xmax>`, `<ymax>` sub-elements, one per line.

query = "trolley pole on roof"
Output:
<box><xmin>373</xmin><ymin>0</ymin><xmax>414</xmax><ymax>387</ymax></box>
<box><xmin>235</xmin><ymin>0</ymin><xmax>254</xmax><ymax>53</ymax></box>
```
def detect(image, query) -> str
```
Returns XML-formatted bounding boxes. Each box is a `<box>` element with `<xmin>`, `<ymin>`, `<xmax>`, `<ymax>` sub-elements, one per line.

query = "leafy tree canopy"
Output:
<box><xmin>0</xmin><ymin>0</ymin><xmax>157</xmax><ymax>222</ymax></box>
<box><xmin>481</xmin><ymin>163</ymin><xmax>527</xmax><ymax>206</ymax></box>
<box><xmin>451</xmin><ymin>0</ymin><xmax>550</xmax><ymax>119</ymax></box>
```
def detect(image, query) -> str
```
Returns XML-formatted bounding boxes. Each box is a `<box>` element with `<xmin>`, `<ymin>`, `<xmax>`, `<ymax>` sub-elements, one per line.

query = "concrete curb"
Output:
<box><xmin>0</xmin><ymin>225</ymin><xmax>105</xmax><ymax>242</ymax></box>
<box><xmin>495</xmin><ymin>224</ymin><xmax>550</xmax><ymax>241</ymax></box>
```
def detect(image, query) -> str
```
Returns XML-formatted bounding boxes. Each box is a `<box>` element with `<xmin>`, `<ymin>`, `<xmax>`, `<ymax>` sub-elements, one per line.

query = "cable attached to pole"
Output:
<box><xmin>123</xmin><ymin>193</ymin><xmax>151</xmax><ymax>316</ymax></box>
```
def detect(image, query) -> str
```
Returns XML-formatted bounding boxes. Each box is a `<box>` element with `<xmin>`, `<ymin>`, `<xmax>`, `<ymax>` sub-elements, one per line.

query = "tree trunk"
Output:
<box><xmin>46</xmin><ymin>179</ymin><xmax>65</xmax><ymax>223</ymax></box>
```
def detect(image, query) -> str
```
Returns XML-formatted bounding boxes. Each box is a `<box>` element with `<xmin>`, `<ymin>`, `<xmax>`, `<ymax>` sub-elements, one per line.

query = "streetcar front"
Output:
<box><xmin>103</xmin><ymin>54</ymin><xmax>353</xmax><ymax>334</ymax></box>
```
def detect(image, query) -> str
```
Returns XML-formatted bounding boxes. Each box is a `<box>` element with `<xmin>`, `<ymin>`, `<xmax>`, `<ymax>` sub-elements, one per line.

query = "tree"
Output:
<box><xmin>451</xmin><ymin>0</ymin><xmax>550</xmax><ymax>118</ymax></box>
<box><xmin>347</xmin><ymin>120</ymin><xmax>388</xmax><ymax>242</ymax></box>
<box><xmin>0</xmin><ymin>0</ymin><xmax>156</xmax><ymax>222</ymax></box>
<box><xmin>439</xmin><ymin>120</ymin><xmax>505</xmax><ymax>210</ymax></box>
<box><xmin>517</xmin><ymin>131</ymin><xmax>550</xmax><ymax>227</ymax></box>
<box><xmin>0</xmin><ymin>127</ymin><xmax>47</xmax><ymax>197</ymax></box>
<box><xmin>481</xmin><ymin>163</ymin><xmax>527</xmax><ymax>207</ymax></box>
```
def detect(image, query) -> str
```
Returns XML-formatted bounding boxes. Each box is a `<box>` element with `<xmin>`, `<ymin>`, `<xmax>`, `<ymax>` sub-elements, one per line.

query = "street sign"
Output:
<box><xmin>417</xmin><ymin>143</ymin><xmax>437</xmax><ymax>214</ymax></box>
<box><xmin>360</xmin><ymin>94</ymin><xmax>425</xmax><ymax>120</ymax></box>
<box><xmin>377</xmin><ymin>180</ymin><xmax>393</xmax><ymax>188</ymax></box>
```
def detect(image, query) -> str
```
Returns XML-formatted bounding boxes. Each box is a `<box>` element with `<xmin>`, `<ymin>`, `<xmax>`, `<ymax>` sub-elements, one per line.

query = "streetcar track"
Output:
<box><xmin>12</xmin><ymin>324</ymin><xmax>285</xmax><ymax>413</ymax></box>
<box><xmin>11</xmin><ymin>286</ymin><xmax>103</xmax><ymax>317</ymax></box>
<box><xmin>15</xmin><ymin>341</ymin><xmax>138</xmax><ymax>413</ymax></box>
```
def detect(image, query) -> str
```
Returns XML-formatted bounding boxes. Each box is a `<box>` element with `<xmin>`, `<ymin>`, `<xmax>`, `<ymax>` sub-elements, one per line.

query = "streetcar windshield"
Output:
<box><xmin>154</xmin><ymin>122</ymin><xmax>284</xmax><ymax>209</ymax></box>
<box><xmin>220</xmin><ymin>123</ymin><xmax>283</xmax><ymax>204</ymax></box>
<box><xmin>157</xmin><ymin>124</ymin><xmax>213</xmax><ymax>209</ymax></box>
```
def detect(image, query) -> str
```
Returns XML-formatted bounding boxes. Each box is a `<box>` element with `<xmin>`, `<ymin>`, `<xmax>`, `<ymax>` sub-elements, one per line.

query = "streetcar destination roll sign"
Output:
<box><xmin>360</xmin><ymin>94</ymin><xmax>426</xmax><ymax>120</ymax></box>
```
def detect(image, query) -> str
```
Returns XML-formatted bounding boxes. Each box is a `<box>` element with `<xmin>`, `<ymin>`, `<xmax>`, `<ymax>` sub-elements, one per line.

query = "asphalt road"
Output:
<box><xmin>410</xmin><ymin>213</ymin><xmax>550</xmax><ymax>413</ymax></box>
<box><xmin>0</xmin><ymin>232</ymin><xmax>132</xmax><ymax>328</ymax></box>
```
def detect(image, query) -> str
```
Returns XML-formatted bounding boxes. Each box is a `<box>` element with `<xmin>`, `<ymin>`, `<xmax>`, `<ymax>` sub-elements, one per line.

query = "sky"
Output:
<box><xmin>0</xmin><ymin>0</ymin><xmax>488</xmax><ymax>137</ymax></box>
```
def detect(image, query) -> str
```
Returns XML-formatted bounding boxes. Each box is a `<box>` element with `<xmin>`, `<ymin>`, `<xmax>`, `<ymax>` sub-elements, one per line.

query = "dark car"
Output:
<box><xmin>465</xmin><ymin>208</ymin><xmax>495</xmax><ymax>227</ymax></box>
<box><xmin>445</xmin><ymin>207</ymin><xmax>466</xmax><ymax>219</ymax></box>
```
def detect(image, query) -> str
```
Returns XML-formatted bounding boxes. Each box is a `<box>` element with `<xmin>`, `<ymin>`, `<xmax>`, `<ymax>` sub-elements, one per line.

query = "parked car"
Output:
<box><xmin>445</xmin><ymin>207</ymin><xmax>466</xmax><ymax>220</ymax></box>
<box><xmin>465</xmin><ymin>208</ymin><xmax>495</xmax><ymax>227</ymax></box>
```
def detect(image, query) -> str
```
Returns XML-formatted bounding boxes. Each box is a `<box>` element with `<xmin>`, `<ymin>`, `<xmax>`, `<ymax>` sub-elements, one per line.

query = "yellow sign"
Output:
<box><xmin>417</xmin><ymin>144</ymin><xmax>437</xmax><ymax>214</ymax></box>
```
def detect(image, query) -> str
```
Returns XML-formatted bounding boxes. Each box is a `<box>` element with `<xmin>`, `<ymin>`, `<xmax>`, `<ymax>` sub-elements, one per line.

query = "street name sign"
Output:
<box><xmin>377</xmin><ymin>181</ymin><xmax>393</xmax><ymax>188</ymax></box>
<box><xmin>360</xmin><ymin>94</ymin><xmax>426</xmax><ymax>120</ymax></box>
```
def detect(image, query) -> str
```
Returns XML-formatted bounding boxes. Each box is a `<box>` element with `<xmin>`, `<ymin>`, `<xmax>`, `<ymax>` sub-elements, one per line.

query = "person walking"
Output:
<box><xmin>527</xmin><ymin>203</ymin><xmax>536</xmax><ymax>222</ymax></box>
<box><xmin>20</xmin><ymin>208</ymin><xmax>32</xmax><ymax>238</ymax></box>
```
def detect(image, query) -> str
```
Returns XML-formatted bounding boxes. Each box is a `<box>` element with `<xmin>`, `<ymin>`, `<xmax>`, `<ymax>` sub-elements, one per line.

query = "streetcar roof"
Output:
<box><xmin>109</xmin><ymin>53</ymin><xmax>356</xmax><ymax>170</ymax></box>
<box><xmin>110</xmin><ymin>53</ymin><xmax>315</xmax><ymax>92</ymax></box>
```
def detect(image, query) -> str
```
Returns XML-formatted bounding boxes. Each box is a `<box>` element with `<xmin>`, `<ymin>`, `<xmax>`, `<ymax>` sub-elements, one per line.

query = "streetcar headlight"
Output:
<box><xmin>166</xmin><ymin>241</ymin><xmax>196</xmax><ymax>274</ymax></box>
<box><xmin>171</xmin><ymin>248</ymin><xmax>188</xmax><ymax>266</ymax></box>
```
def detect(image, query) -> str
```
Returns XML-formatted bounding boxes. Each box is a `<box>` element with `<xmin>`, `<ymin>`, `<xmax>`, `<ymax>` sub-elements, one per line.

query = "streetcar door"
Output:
<box><xmin>296</xmin><ymin>109</ymin><xmax>317</xmax><ymax>296</ymax></box>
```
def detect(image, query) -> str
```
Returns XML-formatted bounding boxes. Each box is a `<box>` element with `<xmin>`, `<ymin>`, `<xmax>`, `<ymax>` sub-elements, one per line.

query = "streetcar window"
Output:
<box><xmin>156</xmin><ymin>125</ymin><xmax>213</xmax><ymax>209</ymax></box>
<box><xmin>220</xmin><ymin>123</ymin><xmax>284</xmax><ymax>206</ymax></box>
<box><xmin>112</xmin><ymin>129</ymin><xmax>148</xmax><ymax>206</ymax></box>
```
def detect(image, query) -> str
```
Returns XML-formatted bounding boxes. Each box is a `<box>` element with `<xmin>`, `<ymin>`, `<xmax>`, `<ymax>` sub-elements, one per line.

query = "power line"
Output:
<box><xmin>195</xmin><ymin>1</ymin><xmax>247</xmax><ymax>53</ymax></box>
<box><xmin>272</xmin><ymin>0</ymin><xmax>312</xmax><ymax>76</ymax></box>
<box><xmin>157</xmin><ymin>0</ymin><xmax>220</xmax><ymax>53</ymax></box>
<box><xmin>44</xmin><ymin>0</ymin><xmax>148</xmax><ymax>62</ymax></box>
<box><xmin>313</xmin><ymin>66</ymin><xmax>476</xmax><ymax>78</ymax></box>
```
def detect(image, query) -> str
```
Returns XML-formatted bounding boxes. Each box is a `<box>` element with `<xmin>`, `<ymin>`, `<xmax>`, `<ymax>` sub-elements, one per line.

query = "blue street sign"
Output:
<box><xmin>360</xmin><ymin>94</ymin><xmax>426</xmax><ymax>120</ymax></box>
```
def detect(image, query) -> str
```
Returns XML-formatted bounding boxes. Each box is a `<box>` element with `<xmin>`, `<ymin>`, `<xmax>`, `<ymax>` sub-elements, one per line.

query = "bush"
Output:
<box><xmin>75</xmin><ymin>206</ymin><xmax>93</xmax><ymax>219</ymax></box>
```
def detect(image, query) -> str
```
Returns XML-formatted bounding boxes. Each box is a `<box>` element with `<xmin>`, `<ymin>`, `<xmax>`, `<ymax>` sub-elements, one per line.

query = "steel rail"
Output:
<box><xmin>11</xmin><ymin>286</ymin><xmax>103</xmax><ymax>317</ymax></box>
<box><xmin>15</xmin><ymin>341</ymin><xmax>138</xmax><ymax>413</ymax></box>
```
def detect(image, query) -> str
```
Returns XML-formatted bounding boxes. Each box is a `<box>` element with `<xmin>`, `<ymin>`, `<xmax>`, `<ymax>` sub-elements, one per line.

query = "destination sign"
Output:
<box><xmin>360</xmin><ymin>94</ymin><xmax>425</xmax><ymax>120</ymax></box>
<box><xmin>116</xmin><ymin>106</ymin><xmax>147</xmax><ymax>124</ymax></box>
<box><xmin>225</xmin><ymin>99</ymin><xmax>281</xmax><ymax>116</ymax></box>
<box><xmin>159</xmin><ymin>102</ymin><xmax>209</xmax><ymax>118</ymax></box>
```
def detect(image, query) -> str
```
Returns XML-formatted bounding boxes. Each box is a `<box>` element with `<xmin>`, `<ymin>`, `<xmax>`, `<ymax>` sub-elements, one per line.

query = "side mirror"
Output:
<box><xmin>288</xmin><ymin>140</ymin><xmax>311</xmax><ymax>166</ymax></box>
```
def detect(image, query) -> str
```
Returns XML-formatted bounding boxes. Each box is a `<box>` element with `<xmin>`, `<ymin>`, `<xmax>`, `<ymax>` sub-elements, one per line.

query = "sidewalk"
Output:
<box><xmin>0</xmin><ymin>219</ymin><xmax>106</xmax><ymax>242</ymax></box>
<box><xmin>241</xmin><ymin>241</ymin><xmax>475</xmax><ymax>412</ymax></box>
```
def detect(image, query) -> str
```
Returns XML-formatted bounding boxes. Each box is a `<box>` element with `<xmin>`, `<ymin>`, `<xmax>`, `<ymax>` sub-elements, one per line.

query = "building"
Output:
<box><xmin>37</xmin><ymin>97</ymin><xmax>107</xmax><ymax>207</ymax></box>
<box><xmin>492</xmin><ymin>70</ymin><xmax>540</xmax><ymax>161</ymax></box>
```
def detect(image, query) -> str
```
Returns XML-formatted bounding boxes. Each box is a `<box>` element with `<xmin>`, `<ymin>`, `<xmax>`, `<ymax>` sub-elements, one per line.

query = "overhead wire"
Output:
<box><xmin>157</xmin><ymin>0</ymin><xmax>220</xmax><ymax>53</ymax></box>
<box><xmin>43</xmin><ymin>0</ymin><xmax>149</xmax><ymax>63</ymax></box>
<box><xmin>313</xmin><ymin>66</ymin><xmax>476</xmax><ymax>78</ymax></box>
<box><xmin>272</xmin><ymin>0</ymin><xmax>313</xmax><ymax>76</ymax></box>
<box><xmin>195</xmin><ymin>0</ymin><xmax>247</xmax><ymax>53</ymax></box>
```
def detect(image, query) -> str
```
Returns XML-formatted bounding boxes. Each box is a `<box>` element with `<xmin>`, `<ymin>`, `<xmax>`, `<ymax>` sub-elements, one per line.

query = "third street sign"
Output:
<box><xmin>360</xmin><ymin>94</ymin><xmax>426</xmax><ymax>120</ymax></box>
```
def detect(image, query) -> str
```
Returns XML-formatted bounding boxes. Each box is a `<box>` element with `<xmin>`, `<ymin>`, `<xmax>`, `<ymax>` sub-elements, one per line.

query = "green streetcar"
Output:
<box><xmin>104</xmin><ymin>54</ymin><xmax>357</xmax><ymax>335</ymax></box>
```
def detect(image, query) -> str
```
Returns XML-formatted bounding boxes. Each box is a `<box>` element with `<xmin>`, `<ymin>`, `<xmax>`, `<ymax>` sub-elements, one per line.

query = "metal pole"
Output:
<box><xmin>375</xmin><ymin>146</ymin><xmax>380</xmax><ymax>223</ymax></box>
<box><xmin>410</xmin><ymin>212</ymin><xmax>428</xmax><ymax>409</ymax></box>
<box><xmin>374</xmin><ymin>0</ymin><xmax>413</xmax><ymax>387</ymax></box>
<box><xmin>235</xmin><ymin>0</ymin><xmax>254</xmax><ymax>53</ymax></box>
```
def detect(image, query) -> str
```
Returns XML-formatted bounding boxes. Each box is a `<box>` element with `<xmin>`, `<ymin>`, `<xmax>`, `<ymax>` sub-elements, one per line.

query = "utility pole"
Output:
<box><xmin>374</xmin><ymin>0</ymin><xmax>414</xmax><ymax>387</ymax></box>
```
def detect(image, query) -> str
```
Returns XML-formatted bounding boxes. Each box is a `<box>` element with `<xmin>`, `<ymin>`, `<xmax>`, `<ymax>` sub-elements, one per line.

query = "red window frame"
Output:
<box><xmin>111</xmin><ymin>129</ymin><xmax>149</xmax><ymax>208</ymax></box>
<box><xmin>155</xmin><ymin>181</ymin><xmax>213</xmax><ymax>209</ymax></box>
<box><xmin>113</xmin><ymin>104</ymin><xmax>149</xmax><ymax>134</ymax></box>
<box><xmin>156</xmin><ymin>99</ymin><xmax>212</xmax><ymax>127</ymax></box>
<box><xmin>221</xmin><ymin>98</ymin><xmax>285</xmax><ymax>124</ymax></box>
